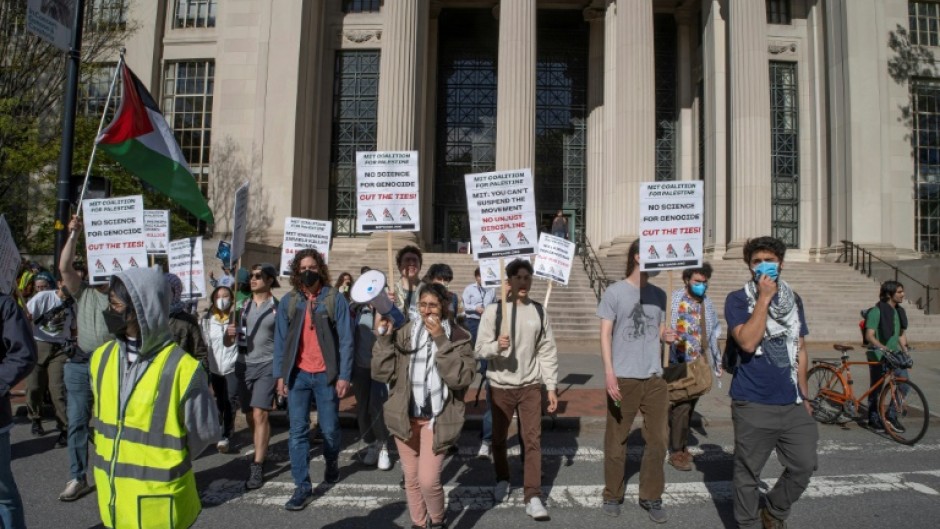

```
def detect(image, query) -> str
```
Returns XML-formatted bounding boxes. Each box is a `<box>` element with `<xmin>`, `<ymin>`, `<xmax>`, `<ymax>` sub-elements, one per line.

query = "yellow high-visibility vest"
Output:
<box><xmin>90</xmin><ymin>340</ymin><xmax>202</xmax><ymax>529</ymax></box>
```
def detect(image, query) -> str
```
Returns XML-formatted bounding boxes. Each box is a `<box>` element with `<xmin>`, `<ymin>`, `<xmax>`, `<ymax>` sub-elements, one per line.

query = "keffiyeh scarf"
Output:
<box><xmin>409</xmin><ymin>319</ymin><xmax>452</xmax><ymax>424</ymax></box>
<box><xmin>744</xmin><ymin>279</ymin><xmax>802</xmax><ymax>401</ymax></box>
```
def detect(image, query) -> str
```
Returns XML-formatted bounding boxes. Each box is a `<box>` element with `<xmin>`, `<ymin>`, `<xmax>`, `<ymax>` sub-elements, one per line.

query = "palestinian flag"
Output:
<box><xmin>97</xmin><ymin>62</ymin><xmax>214</xmax><ymax>223</ymax></box>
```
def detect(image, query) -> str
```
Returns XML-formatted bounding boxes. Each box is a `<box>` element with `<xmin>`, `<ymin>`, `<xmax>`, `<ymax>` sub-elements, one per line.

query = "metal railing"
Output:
<box><xmin>576</xmin><ymin>229</ymin><xmax>614</xmax><ymax>302</ymax></box>
<box><xmin>840</xmin><ymin>240</ymin><xmax>933</xmax><ymax>315</ymax></box>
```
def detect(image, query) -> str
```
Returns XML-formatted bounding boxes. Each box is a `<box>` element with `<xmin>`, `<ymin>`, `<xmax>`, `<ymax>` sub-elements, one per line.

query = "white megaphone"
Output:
<box><xmin>351</xmin><ymin>270</ymin><xmax>406</xmax><ymax>329</ymax></box>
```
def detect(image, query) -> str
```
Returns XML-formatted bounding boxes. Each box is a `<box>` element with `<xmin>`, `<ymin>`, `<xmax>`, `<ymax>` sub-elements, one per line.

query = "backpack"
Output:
<box><xmin>722</xmin><ymin>335</ymin><xmax>741</xmax><ymax>376</ymax></box>
<box><xmin>860</xmin><ymin>308</ymin><xmax>871</xmax><ymax>346</ymax></box>
<box><xmin>493</xmin><ymin>301</ymin><xmax>545</xmax><ymax>344</ymax></box>
<box><xmin>285</xmin><ymin>288</ymin><xmax>338</xmax><ymax>326</ymax></box>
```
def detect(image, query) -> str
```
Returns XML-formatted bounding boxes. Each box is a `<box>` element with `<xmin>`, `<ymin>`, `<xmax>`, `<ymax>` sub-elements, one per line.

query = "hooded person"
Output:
<box><xmin>165</xmin><ymin>273</ymin><xmax>210</xmax><ymax>372</ymax></box>
<box><xmin>90</xmin><ymin>267</ymin><xmax>220</xmax><ymax>529</ymax></box>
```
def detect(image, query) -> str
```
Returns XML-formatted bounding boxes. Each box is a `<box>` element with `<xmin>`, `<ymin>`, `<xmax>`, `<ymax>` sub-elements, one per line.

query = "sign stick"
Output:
<box><xmin>386</xmin><ymin>232</ymin><xmax>395</xmax><ymax>292</ymax></box>
<box><xmin>149</xmin><ymin>255</ymin><xmax>155</xmax><ymax>267</ymax></box>
<box><xmin>499</xmin><ymin>257</ymin><xmax>509</xmax><ymax>336</ymax></box>
<box><xmin>544</xmin><ymin>280</ymin><xmax>554</xmax><ymax>308</ymax></box>
<box><xmin>664</xmin><ymin>270</ymin><xmax>674</xmax><ymax>368</ymax></box>
<box><xmin>232</xmin><ymin>258</ymin><xmax>241</xmax><ymax>301</ymax></box>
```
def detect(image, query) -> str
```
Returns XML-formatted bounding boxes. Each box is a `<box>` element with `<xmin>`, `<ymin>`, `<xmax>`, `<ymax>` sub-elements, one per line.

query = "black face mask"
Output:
<box><xmin>102</xmin><ymin>308</ymin><xmax>128</xmax><ymax>336</ymax></box>
<box><xmin>301</xmin><ymin>270</ymin><xmax>320</xmax><ymax>288</ymax></box>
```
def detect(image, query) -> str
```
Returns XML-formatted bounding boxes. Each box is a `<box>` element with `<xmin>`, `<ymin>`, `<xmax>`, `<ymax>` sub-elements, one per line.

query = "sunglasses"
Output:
<box><xmin>250</xmin><ymin>272</ymin><xmax>267</xmax><ymax>280</ymax></box>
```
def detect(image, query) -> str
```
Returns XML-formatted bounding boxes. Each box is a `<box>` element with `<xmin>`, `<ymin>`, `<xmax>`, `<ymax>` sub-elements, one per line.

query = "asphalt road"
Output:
<box><xmin>12</xmin><ymin>412</ymin><xmax>940</xmax><ymax>529</ymax></box>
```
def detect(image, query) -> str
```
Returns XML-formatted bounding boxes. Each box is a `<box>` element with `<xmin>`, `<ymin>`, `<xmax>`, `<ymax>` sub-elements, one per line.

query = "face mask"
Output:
<box><xmin>753</xmin><ymin>261</ymin><xmax>780</xmax><ymax>282</ymax></box>
<box><xmin>301</xmin><ymin>270</ymin><xmax>320</xmax><ymax>288</ymax></box>
<box><xmin>690</xmin><ymin>283</ymin><xmax>707</xmax><ymax>297</ymax></box>
<box><xmin>102</xmin><ymin>308</ymin><xmax>128</xmax><ymax>336</ymax></box>
<box><xmin>215</xmin><ymin>298</ymin><xmax>232</xmax><ymax>311</ymax></box>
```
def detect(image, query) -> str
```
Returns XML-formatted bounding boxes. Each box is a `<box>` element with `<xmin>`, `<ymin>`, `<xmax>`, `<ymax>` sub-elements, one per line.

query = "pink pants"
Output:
<box><xmin>396</xmin><ymin>418</ymin><xmax>446</xmax><ymax>526</ymax></box>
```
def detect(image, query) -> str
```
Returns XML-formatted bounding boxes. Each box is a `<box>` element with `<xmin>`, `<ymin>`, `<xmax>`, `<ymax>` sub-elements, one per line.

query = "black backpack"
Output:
<box><xmin>493</xmin><ymin>301</ymin><xmax>546</xmax><ymax>344</ymax></box>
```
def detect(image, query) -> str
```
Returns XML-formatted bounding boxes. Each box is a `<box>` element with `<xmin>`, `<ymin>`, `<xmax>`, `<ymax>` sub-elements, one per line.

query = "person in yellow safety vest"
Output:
<box><xmin>90</xmin><ymin>268</ymin><xmax>220</xmax><ymax>529</ymax></box>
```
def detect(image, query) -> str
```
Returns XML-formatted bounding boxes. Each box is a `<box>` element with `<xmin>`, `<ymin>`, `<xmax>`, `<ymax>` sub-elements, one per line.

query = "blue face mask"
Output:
<box><xmin>752</xmin><ymin>261</ymin><xmax>780</xmax><ymax>282</ymax></box>
<box><xmin>690</xmin><ymin>283</ymin><xmax>707</xmax><ymax>297</ymax></box>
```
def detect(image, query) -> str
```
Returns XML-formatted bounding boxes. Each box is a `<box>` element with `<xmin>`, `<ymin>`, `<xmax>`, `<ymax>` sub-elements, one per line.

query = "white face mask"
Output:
<box><xmin>215</xmin><ymin>298</ymin><xmax>232</xmax><ymax>311</ymax></box>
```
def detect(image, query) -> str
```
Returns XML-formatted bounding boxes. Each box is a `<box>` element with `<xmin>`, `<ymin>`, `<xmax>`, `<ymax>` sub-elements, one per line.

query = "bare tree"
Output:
<box><xmin>209</xmin><ymin>136</ymin><xmax>274</xmax><ymax>241</ymax></box>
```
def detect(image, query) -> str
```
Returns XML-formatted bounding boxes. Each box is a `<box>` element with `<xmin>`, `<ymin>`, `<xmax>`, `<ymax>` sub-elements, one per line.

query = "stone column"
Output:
<box><xmin>605</xmin><ymin>0</ymin><xmax>655</xmax><ymax>256</ymax></box>
<box><xmin>584</xmin><ymin>6</ymin><xmax>605</xmax><ymax>246</ymax></box>
<box><xmin>495</xmin><ymin>0</ymin><xmax>536</xmax><ymax>170</ymax></box>
<box><xmin>676</xmin><ymin>9</ymin><xmax>694</xmax><ymax>181</ymax></box>
<box><xmin>601</xmin><ymin>1</ymin><xmax>617</xmax><ymax>250</ymax></box>
<box><xmin>726</xmin><ymin>0</ymin><xmax>771</xmax><ymax>258</ymax></box>
<box><xmin>702</xmin><ymin>0</ymin><xmax>728</xmax><ymax>255</ymax></box>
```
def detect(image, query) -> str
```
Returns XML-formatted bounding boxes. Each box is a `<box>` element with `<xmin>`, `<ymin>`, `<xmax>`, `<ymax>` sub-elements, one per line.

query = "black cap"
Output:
<box><xmin>259</xmin><ymin>263</ymin><xmax>280</xmax><ymax>288</ymax></box>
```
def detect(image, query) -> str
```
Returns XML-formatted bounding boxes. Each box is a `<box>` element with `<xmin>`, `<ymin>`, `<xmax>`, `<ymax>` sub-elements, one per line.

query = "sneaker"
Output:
<box><xmin>245</xmin><ymin>462</ymin><xmax>264</xmax><ymax>490</ymax></box>
<box><xmin>58</xmin><ymin>478</ymin><xmax>92</xmax><ymax>502</ymax></box>
<box><xmin>476</xmin><ymin>441</ymin><xmax>491</xmax><ymax>459</ymax></box>
<box><xmin>217</xmin><ymin>437</ymin><xmax>230</xmax><ymax>454</ymax></box>
<box><xmin>493</xmin><ymin>480</ymin><xmax>510</xmax><ymax>503</ymax></box>
<box><xmin>377</xmin><ymin>447</ymin><xmax>392</xmax><ymax>471</ymax></box>
<box><xmin>361</xmin><ymin>443</ymin><xmax>379</xmax><ymax>466</ymax></box>
<box><xmin>31</xmin><ymin>420</ymin><xmax>44</xmax><ymax>437</ymax></box>
<box><xmin>887</xmin><ymin>417</ymin><xmax>906</xmax><ymax>434</ymax></box>
<box><xmin>525</xmin><ymin>496</ymin><xmax>550</xmax><ymax>521</ymax></box>
<box><xmin>668</xmin><ymin>451</ymin><xmax>691</xmax><ymax>471</ymax></box>
<box><xmin>602</xmin><ymin>500</ymin><xmax>621</xmax><ymax>517</ymax></box>
<box><xmin>324</xmin><ymin>459</ymin><xmax>340</xmax><ymax>484</ymax></box>
<box><xmin>867</xmin><ymin>420</ymin><xmax>885</xmax><ymax>432</ymax></box>
<box><xmin>639</xmin><ymin>499</ymin><xmax>668</xmax><ymax>524</ymax></box>
<box><xmin>284</xmin><ymin>486</ymin><xmax>313</xmax><ymax>511</ymax></box>
<box><xmin>759</xmin><ymin>507</ymin><xmax>786</xmax><ymax>528</ymax></box>
<box><xmin>55</xmin><ymin>430</ymin><xmax>68</xmax><ymax>448</ymax></box>
<box><xmin>428</xmin><ymin>521</ymin><xmax>448</xmax><ymax>529</ymax></box>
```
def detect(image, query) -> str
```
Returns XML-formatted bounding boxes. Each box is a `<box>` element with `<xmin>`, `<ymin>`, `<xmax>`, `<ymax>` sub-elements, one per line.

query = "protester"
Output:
<box><xmin>551</xmin><ymin>210</ymin><xmax>569</xmax><ymax>240</ymax></box>
<box><xmin>15</xmin><ymin>270</ymin><xmax>34</xmax><ymax>309</ymax></box>
<box><xmin>372</xmin><ymin>283</ymin><xmax>476</xmax><ymax>529</ymax></box>
<box><xmin>209</xmin><ymin>267</ymin><xmax>235</xmax><ymax>290</ymax></box>
<box><xmin>423</xmin><ymin>264</ymin><xmax>460</xmax><ymax>318</ymax></box>
<box><xmin>165</xmin><ymin>274</ymin><xmax>209</xmax><ymax>371</ymax></box>
<box><xmin>393</xmin><ymin>245</ymin><xmax>424</xmax><ymax>323</ymax></box>
<box><xmin>237</xmin><ymin>263</ymin><xmax>280</xmax><ymax>490</ymax></box>
<box><xmin>598</xmin><ymin>239</ymin><xmax>676</xmax><ymax>522</ymax></box>
<box><xmin>32</xmin><ymin>272</ymin><xmax>54</xmax><ymax>294</ymax></box>
<box><xmin>0</xmin><ymin>292</ymin><xmax>38</xmax><ymax>528</ymax></box>
<box><xmin>667</xmin><ymin>263</ymin><xmax>722</xmax><ymax>471</ymax></box>
<box><xmin>864</xmin><ymin>281</ymin><xmax>910</xmax><ymax>432</ymax></box>
<box><xmin>25</xmin><ymin>276</ymin><xmax>73</xmax><ymax>445</ymax></box>
<box><xmin>335</xmin><ymin>272</ymin><xmax>353</xmax><ymax>303</ymax></box>
<box><xmin>90</xmin><ymin>267</ymin><xmax>219</xmax><ymax>529</ymax></box>
<box><xmin>57</xmin><ymin>216</ymin><xmax>114</xmax><ymax>502</ymax></box>
<box><xmin>476</xmin><ymin>259</ymin><xmax>559</xmax><ymax>521</ymax></box>
<box><xmin>724</xmin><ymin>236</ymin><xmax>816</xmax><ymax>529</ymax></box>
<box><xmin>201</xmin><ymin>286</ymin><xmax>241</xmax><ymax>453</ymax></box>
<box><xmin>273</xmin><ymin>250</ymin><xmax>353</xmax><ymax>511</ymax></box>
<box><xmin>351</xmin><ymin>270</ymin><xmax>391</xmax><ymax>471</ymax></box>
<box><xmin>462</xmin><ymin>267</ymin><xmax>496</xmax><ymax>459</ymax></box>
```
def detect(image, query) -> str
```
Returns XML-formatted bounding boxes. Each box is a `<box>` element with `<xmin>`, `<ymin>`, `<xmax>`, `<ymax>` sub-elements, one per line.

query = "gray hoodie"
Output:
<box><xmin>112</xmin><ymin>268</ymin><xmax>220</xmax><ymax>457</ymax></box>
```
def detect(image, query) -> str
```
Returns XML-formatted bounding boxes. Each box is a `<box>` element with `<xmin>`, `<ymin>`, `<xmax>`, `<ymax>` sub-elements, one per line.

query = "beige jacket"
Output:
<box><xmin>371</xmin><ymin>321</ymin><xmax>476</xmax><ymax>454</ymax></box>
<box><xmin>475</xmin><ymin>301</ymin><xmax>559</xmax><ymax>391</ymax></box>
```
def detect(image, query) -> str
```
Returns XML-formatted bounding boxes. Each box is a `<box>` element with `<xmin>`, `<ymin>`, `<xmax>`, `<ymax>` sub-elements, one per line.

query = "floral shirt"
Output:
<box><xmin>669</xmin><ymin>289</ymin><xmax>722</xmax><ymax>372</ymax></box>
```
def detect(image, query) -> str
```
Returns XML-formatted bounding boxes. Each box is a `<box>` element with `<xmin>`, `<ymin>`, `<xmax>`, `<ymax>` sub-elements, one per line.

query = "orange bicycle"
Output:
<box><xmin>807</xmin><ymin>344</ymin><xmax>929</xmax><ymax>445</ymax></box>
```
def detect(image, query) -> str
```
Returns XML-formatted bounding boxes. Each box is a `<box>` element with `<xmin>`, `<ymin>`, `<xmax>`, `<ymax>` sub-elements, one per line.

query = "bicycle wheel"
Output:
<box><xmin>806</xmin><ymin>365</ymin><xmax>847</xmax><ymax>424</ymax></box>
<box><xmin>878</xmin><ymin>378</ymin><xmax>930</xmax><ymax>445</ymax></box>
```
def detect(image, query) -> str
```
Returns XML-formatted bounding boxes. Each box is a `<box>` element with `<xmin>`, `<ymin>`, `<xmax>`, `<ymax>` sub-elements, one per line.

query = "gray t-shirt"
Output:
<box><xmin>243</xmin><ymin>296</ymin><xmax>277</xmax><ymax>365</ymax></box>
<box><xmin>596</xmin><ymin>280</ymin><xmax>667</xmax><ymax>379</ymax></box>
<box><xmin>73</xmin><ymin>283</ymin><xmax>113</xmax><ymax>360</ymax></box>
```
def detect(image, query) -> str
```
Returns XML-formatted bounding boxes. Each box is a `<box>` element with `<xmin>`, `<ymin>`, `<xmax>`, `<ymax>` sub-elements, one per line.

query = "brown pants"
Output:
<box><xmin>603</xmin><ymin>376</ymin><xmax>669</xmax><ymax>503</ymax></box>
<box><xmin>26</xmin><ymin>340</ymin><xmax>68</xmax><ymax>430</ymax></box>
<box><xmin>668</xmin><ymin>397</ymin><xmax>698</xmax><ymax>452</ymax></box>
<box><xmin>491</xmin><ymin>384</ymin><xmax>543</xmax><ymax>503</ymax></box>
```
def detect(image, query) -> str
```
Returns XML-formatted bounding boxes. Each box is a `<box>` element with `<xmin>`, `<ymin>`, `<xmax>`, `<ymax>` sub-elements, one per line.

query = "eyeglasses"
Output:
<box><xmin>418</xmin><ymin>302</ymin><xmax>441</xmax><ymax>310</ymax></box>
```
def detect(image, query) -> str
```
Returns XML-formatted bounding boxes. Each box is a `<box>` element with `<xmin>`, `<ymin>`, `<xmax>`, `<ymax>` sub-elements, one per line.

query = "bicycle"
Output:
<box><xmin>806</xmin><ymin>344</ymin><xmax>929</xmax><ymax>445</ymax></box>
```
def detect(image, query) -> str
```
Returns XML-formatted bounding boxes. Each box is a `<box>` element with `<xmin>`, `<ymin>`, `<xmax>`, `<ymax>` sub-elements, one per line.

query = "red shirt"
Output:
<box><xmin>296</xmin><ymin>290</ymin><xmax>326</xmax><ymax>374</ymax></box>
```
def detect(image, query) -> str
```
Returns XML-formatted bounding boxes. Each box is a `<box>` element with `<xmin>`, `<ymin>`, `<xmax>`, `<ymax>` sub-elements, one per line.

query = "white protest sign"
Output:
<box><xmin>465</xmin><ymin>169</ymin><xmax>538</xmax><ymax>260</ymax></box>
<box><xmin>144</xmin><ymin>210</ymin><xmax>170</xmax><ymax>255</ymax></box>
<box><xmin>26</xmin><ymin>0</ymin><xmax>74</xmax><ymax>52</ymax></box>
<box><xmin>168</xmin><ymin>237</ymin><xmax>206</xmax><ymax>301</ymax></box>
<box><xmin>639</xmin><ymin>181</ymin><xmax>704</xmax><ymax>271</ymax></box>
<box><xmin>280</xmin><ymin>217</ymin><xmax>333</xmax><ymax>276</ymax></box>
<box><xmin>82</xmin><ymin>195</ymin><xmax>146</xmax><ymax>285</ymax></box>
<box><xmin>533</xmin><ymin>233</ymin><xmax>576</xmax><ymax>285</ymax></box>
<box><xmin>230</xmin><ymin>181</ymin><xmax>250</xmax><ymax>263</ymax></box>
<box><xmin>479</xmin><ymin>258</ymin><xmax>502</xmax><ymax>288</ymax></box>
<box><xmin>0</xmin><ymin>216</ymin><xmax>21</xmax><ymax>295</ymax></box>
<box><xmin>356</xmin><ymin>151</ymin><xmax>420</xmax><ymax>232</ymax></box>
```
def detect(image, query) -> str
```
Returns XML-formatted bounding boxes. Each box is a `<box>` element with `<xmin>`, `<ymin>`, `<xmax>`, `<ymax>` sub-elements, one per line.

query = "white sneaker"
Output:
<box><xmin>493</xmin><ymin>480</ymin><xmax>510</xmax><ymax>504</ymax></box>
<box><xmin>526</xmin><ymin>496</ymin><xmax>550</xmax><ymax>520</ymax></box>
<box><xmin>377</xmin><ymin>447</ymin><xmax>392</xmax><ymax>471</ymax></box>
<box><xmin>476</xmin><ymin>441</ymin><xmax>491</xmax><ymax>459</ymax></box>
<box><xmin>217</xmin><ymin>437</ymin><xmax>230</xmax><ymax>454</ymax></box>
<box><xmin>361</xmin><ymin>443</ymin><xmax>379</xmax><ymax>466</ymax></box>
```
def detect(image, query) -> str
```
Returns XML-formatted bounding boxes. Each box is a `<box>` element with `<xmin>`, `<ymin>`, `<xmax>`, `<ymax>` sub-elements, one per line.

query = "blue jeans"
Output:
<box><xmin>867</xmin><ymin>362</ymin><xmax>910</xmax><ymax>423</ymax></box>
<box><xmin>0</xmin><ymin>430</ymin><xmax>25</xmax><ymax>529</ymax></box>
<box><xmin>64</xmin><ymin>361</ymin><xmax>92</xmax><ymax>481</ymax></box>
<box><xmin>288</xmin><ymin>371</ymin><xmax>340</xmax><ymax>489</ymax></box>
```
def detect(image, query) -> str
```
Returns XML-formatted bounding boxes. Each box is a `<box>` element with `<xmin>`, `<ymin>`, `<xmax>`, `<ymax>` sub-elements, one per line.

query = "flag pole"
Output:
<box><xmin>75</xmin><ymin>50</ymin><xmax>125</xmax><ymax>220</ymax></box>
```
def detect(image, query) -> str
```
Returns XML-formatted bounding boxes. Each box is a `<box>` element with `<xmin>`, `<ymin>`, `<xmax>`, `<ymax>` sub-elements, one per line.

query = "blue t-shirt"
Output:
<box><xmin>724</xmin><ymin>289</ymin><xmax>808</xmax><ymax>405</ymax></box>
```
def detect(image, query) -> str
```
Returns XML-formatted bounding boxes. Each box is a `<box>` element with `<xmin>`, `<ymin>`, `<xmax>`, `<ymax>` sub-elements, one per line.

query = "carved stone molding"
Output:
<box><xmin>583</xmin><ymin>7</ymin><xmax>605</xmax><ymax>22</ymax></box>
<box><xmin>342</xmin><ymin>29</ymin><xmax>382</xmax><ymax>45</ymax></box>
<box><xmin>768</xmin><ymin>41</ymin><xmax>798</xmax><ymax>59</ymax></box>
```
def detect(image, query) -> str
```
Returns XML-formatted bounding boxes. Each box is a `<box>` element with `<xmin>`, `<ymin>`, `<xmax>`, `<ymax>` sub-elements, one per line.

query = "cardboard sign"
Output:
<box><xmin>215</xmin><ymin>240</ymin><xmax>231</xmax><ymax>268</ymax></box>
<box><xmin>534</xmin><ymin>233</ymin><xmax>576</xmax><ymax>285</ymax></box>
<box><xmin>230</xmin><ymin>181</ymin><xmax>250</xmax><ymax>263</ymax></box>
<box><xmin>144</xmin><ymin>210</ymin><xmax>170</xmax><ymax>255</ymax></box>
<box><xmin>168</xmin><ymin>237</ymin><xmax>206</xmax><ymax>301</ymax></box>
<box><xmin>465</xmin><ymin>169</ymin><xmax>538</xmax><ymax>260</ymax></box>
<box><xmin>356</xmin><ymin>151</ymin><xmax>420</xmax><ymax>232</ymax></box>
<box><xmin>0</xmin><ymin>215</ymin><xmax>21</xmax><ymax>296</ymax></box>
<box><xmin>26</xmin><ymin>0</ymin><xmax>73</xmax><ymax>51</ymax></box>
<box><xmin>82</xmin><ymin>195</ymin><xmax>146</xmax><ymax>285</ymax></box>
<box><xmin>639</xmin><ymin>181</ymin><xmax>704</xmax><ymax>271</ymax></box>
<box><xmin>280</xmin><ymin>217</ymin><xmax>332</xmax><ymax>276</ymax></box>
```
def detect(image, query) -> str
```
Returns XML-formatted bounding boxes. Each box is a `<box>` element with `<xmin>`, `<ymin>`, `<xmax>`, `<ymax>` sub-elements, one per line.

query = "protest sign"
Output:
<box><xmin>280</xmin><ymin>217</ymin><xmax>332</xmax><ymax>275</ymax></box>
<box><xmin>82</xmin><ymin>195</ymin><xmax>146</xmax><ymax>285</ymax></box>
<box><xmin>479</xmin><ymin>258</ymin><xmax>502</xmax><ymax>288</ymax></box>
<box><xmin>216</xmin><ymin>241</ymin><xmax>231</xmax><ymax>268</ymax></box>
<box><xmin>26</xmin><ymin>0</ymin><xmax>73</xmax><ymax>51</ymax></box>
<box><xmin>230</xmin><ymin>181</ymin><xmax>250</xmax><ymax>263</ymax></box>
<box><xmin>168</xmin><ymin>237</ymin><xmax>206</xmax><ymax>301</ymax></box>
<box><xmin>0</xmin><ymin>216</ymin><xmax>21</xmax><ymax>296</ymax></box>
<box><xmin>356</xmin><ymin>151</ymin><xmax>420</xmax><ymax>232</ymax></box>
<box><xmin>639</xmin><ymin>181</ymin><xmax>704</xmax><ymax>271</ymax></box>
<box><xmin>144</xmin><ymin>210</ymin><xmax>170</xmax><ymax>255</ymax></box>
<box><xmin>533</xmin><ymin>233</ymin><xmax>576</xmax><ymax>285</ymax></box>
<box><xmin>465</xmin><ymin>169</ymin><xmax>538</xmax><ymax>260</ymax></box>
